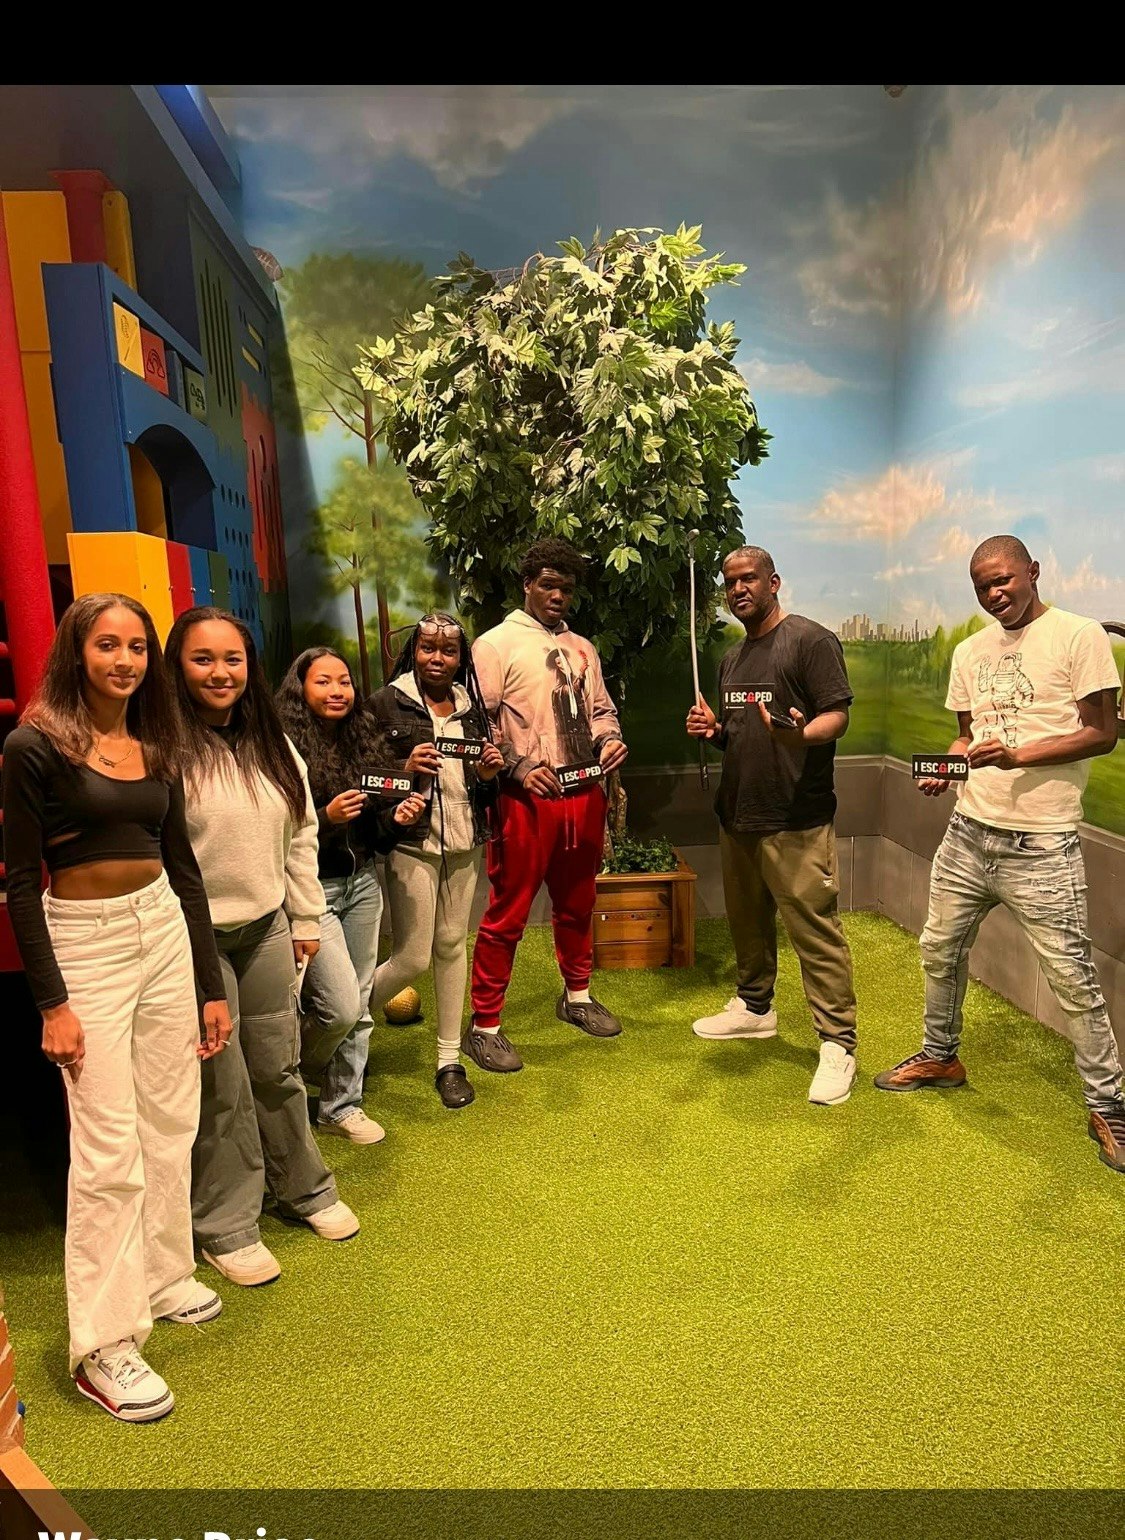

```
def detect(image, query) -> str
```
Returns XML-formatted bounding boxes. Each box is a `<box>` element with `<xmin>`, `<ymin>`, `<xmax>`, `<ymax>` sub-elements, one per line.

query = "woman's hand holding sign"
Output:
<box><xmin>477</xmin><ymin>742</ymin><xmax>505</xmax><ymax>781</ymax></box>
<box><xmin>326</xmin><ymin>789</ymin><xmax>367</xmax><ymax>824</ymax></box>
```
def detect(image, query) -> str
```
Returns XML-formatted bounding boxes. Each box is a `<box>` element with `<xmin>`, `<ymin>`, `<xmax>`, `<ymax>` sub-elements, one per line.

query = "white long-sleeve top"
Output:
<box><xmin>183</xmin><ymin>736</ymin><xmax>325</xmax><ymax>939</ymax></box>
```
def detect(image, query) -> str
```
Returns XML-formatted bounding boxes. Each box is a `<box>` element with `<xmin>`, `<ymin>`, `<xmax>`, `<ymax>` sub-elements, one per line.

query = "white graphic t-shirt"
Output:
<box><xmin>946</xmin><ymin>607</ymin><xmax>1121</xmax><ymax>832</ymax></box>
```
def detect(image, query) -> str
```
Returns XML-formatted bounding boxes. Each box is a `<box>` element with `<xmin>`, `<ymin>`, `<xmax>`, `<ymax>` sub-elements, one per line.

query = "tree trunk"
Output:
<box><xmin>364</xmin><ymin>394</ymin><xmax>394</xmax><ymax>685</ymax></box>
<box><xmin>352</xmin><ymin>580</ymin><xmax>371</xmax><ymax>697</ymax></box>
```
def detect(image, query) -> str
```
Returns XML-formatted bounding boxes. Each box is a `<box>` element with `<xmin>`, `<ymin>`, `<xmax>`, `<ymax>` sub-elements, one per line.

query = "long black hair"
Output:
<box><xmin>390</xmin><ymin>612</ymin><xmax>493</xmax><ymax>739</ymax></box>
<box><xmin>21</xmin><ymin>592</ymin><xmax>180</xmax><ymax>781</ymax></box>
<box><xmin>165</xmin><ymin>606</ymin><xmax>307</xmax><ymax>825</ymax></box>
<box><xmin>276</xmin><ymin>647</ymin><xmax>391</xmax><ymax>804</ymax></box>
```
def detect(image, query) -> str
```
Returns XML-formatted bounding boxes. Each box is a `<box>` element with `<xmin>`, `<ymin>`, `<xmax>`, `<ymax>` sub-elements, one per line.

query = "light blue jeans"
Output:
<box><xmin>921</xmin><ymin>812</ymin><xmax>1124</xmax><ymax>1113</ymax></box>
<box><xmin>301</xmin><ymin>862</ymin><xmax>384</xmax><ymax>1125</ymax></box>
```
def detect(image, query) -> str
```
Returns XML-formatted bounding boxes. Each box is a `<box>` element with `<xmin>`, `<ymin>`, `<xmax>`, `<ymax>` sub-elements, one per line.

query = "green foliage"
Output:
<box><xmin>276</xmin><ymin>252</ymin><xmax>433</xmax><ymax>441</ymax></box>
<box><xmin>306</xmin><ymin>456</ymin><xmax>449</xmax><ymax>693</ymax></box>
<box><xmin>357</xmin><ymin>226</ymin><xmax>770</xmax><ymax>687</ymax></box>
<box><xmin>601</xmin><ymin>832</ymin><xmax>678</xmax><ymax>875</ymax></box>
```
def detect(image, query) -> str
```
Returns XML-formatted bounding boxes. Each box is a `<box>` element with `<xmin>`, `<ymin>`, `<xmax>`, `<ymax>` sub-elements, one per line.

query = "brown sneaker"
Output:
<box><xmin>1088</xmin><ymin>1108</ymin><xmax>1125</xmax><ymax>1173</ymax></box>
<box><xmin>460</xmin><ymin>1023</ymin><xmax>523</xmax><ymax>1073</ymax></box>
<box><xmin>874</xmin><ymin>1049</ymin><xmax>967</xmax><ymax>1092</ymax></box>
<box><xmin>556</xmin><ymin>991</ymin><xmax>622</xmax><ymax>1038</ymax></box>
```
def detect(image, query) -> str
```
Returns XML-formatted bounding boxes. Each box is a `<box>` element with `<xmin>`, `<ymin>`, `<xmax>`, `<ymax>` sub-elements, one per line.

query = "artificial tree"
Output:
<box><xmin>355</xmin><ymin>226</ymin><xmax>770</xmax><ymax>695</ymax></box>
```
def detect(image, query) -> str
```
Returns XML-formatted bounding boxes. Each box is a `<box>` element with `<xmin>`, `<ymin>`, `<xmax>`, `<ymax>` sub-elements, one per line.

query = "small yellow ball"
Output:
<box><xmin>383</xmin><ymin>986</ymin><xmax>422</xmax><ymax>1025</ymax></box>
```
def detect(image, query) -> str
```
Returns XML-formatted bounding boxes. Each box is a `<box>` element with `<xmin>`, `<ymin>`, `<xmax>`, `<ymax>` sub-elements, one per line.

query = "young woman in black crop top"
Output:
<box><xmin>1</xmin><ymin>593</ymin><xmax>232</xmax><ymax>1425</ymax></box>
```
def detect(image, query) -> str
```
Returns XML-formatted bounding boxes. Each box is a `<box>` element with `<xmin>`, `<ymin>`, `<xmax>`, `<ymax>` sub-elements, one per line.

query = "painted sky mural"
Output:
<box><xmin>206</xmin><ymin>83</ymin><xmax>1124</xmax><ymax>823</ymax></box>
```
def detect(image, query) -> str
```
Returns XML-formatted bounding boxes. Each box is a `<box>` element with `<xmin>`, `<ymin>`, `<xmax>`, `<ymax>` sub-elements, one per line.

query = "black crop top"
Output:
<box><xmin>1</xmin><ymin>725</ymin><xmax>225</xmax><ymax>1011</ymax></box>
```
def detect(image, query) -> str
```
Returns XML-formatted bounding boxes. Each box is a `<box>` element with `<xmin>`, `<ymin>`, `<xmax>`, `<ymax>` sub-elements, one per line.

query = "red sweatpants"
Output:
<box><xmin>470</xmin><ymin>784</ymin><xmax>607</xmax><ymax>1028</ymax></box>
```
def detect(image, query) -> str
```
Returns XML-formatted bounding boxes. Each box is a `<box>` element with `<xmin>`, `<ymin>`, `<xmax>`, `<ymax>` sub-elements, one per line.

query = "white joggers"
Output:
<box><xmin>44</xmin><ymin>872</ymin><xmax>202</xmax><ymax>1372</ymax></box>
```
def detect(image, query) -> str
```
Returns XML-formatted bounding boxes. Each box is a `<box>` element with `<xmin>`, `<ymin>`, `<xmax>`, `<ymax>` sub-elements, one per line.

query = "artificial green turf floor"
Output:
<box><xmin>3</xmin><ymin>913</ymin><xmax>1124</xmax><ymax>1494</ymax></box>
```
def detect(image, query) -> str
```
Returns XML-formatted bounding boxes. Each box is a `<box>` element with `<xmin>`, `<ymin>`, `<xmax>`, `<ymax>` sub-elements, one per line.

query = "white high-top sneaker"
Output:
<box><xmin>808</xmin><ymin>1041</ymin><xmax>857</xmax><ymax>1106</ymax></box>
<box><xmin>75</xmin><ymin>1339</ymin><xmax>175</xmax><ymax>1423</ymax></box>
<box><xmin>692</xmin><ymin>997</ymin><xmax>779</xmax><ymax>1040</ymax></box>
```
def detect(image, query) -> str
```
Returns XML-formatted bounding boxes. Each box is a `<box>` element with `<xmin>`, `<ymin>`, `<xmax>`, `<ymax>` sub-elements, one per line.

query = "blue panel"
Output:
<box><xmin>212</xmin><ymin>442</ymin><xmax>262</xmax><ymax>648</ymax></box>
<box><xmin>155</xmin><ymin>86</ymin><xmax>242</xmax><ymax>197</ymax></box>
<box><xmin>187</xmin><ymin>545</ymin><xmax>214</xmax><ymax>604</ymax></box>
<box><xmin>43</xmin><ymin>263</ymin><xmax>136</xmax><ymax>534</ymax></box>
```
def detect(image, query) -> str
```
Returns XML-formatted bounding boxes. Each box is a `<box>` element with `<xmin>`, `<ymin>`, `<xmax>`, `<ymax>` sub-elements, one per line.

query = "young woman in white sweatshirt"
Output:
<box><xmin>165</xmin><ymin>607</ymin><xmax>358</xmax><ymax>1289</ymax></box>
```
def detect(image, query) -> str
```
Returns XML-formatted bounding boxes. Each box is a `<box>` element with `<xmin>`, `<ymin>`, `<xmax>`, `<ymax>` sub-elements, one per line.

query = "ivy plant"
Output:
<box><xmin>355</xmin><ymin>226</ymin><xmax>770</xmax><ymax>691</ymax></box>
<box><xmin>601</xmin><ymin>833</ymin><xmax>679</xmax><ymax>875</ymax></box>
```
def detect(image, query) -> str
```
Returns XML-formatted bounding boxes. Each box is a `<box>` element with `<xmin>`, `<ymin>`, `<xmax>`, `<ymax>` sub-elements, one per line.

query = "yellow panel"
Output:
<box><xmin>240</xmin><ymin>345</ymin><xmax>261</xmax><ymax>373</ymax></box>
<box><xmin>20</xmin><ymin>353</ymin><xmax>72</xmax><ymax>564</ymax></box>
<box><xmin>112</xmin><ymin>302</ymin><xmax>144</xmax><ymax>377</ymax></box>
<box><xmin>101</xmin><ymin>191</ymin><xmax>137</xmax><ymax>289</ymax></box>
<box><xmin>1</xmin><ymin>191</ymin><xmax>71</xmax><ymax>352</ymax></box>
<box><xmin>68</xmin><ymin>532</ymin><xmax>143</xmax><ymax>603</ymax></box>
<box><xmin>134</xmin><ymin>531</ymin><xmax>174</xmax><ymax>643</ymax></box>
<box><xmin>128</xmin><ymin>444</ymin><xmax>167</xmax><ymax>540</ymax></box>
<box><xmin>67</xmin><ymin>531</ymin><xmax>174</xmax><ymax>642</ymax></box>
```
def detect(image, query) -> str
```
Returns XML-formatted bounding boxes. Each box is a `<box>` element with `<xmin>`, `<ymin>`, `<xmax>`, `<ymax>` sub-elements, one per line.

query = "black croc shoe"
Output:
<box><xmin>435</xmin><ymin>1065</ymin><xmax>475</xmax><ymax>1109</ymax></box>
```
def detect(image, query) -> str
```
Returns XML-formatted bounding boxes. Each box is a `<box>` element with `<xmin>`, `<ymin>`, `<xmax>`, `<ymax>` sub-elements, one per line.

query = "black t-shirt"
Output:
<box><xmin>713</xmin><ymin>615</ymin><xmax>853</xmax><ymax>835</ymax></box>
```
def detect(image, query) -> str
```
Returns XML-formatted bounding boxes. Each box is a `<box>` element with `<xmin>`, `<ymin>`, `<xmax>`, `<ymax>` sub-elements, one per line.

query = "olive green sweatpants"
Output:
<box><xmin>719</xmin><ymin>822</ymin><xmax>857</xmax><ymax>1051</ymax></box>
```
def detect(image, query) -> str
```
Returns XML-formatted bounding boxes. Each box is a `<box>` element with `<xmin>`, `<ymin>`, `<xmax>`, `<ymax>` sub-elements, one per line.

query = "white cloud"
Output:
<box><xmin>956</xmin><ymin>329</ymin><xmax>1125</xmax><ymax>409</ymax></box>
<box><xmin>739</xmin><ymin>357</ymin><xmax>847</xmax><ymax>397</ymax></box>
<box><xmin>210</xmin><ymin>86</ymin><xmax>570</xmax><ymax>192</ymax></box>
<box><xmin>809</xmin><ymin>464</ymin><xmax>947</xmax><ymax>542</ymax></box>
<box><xmin>1039</xmin><ymin>549</ymin><xmax>1111</xmax><ymax>598</ymax></box>
<box><xmin>799</xmin><ymin>89</ymin><xmax>1125</xmax><ymax>322</ymax></box>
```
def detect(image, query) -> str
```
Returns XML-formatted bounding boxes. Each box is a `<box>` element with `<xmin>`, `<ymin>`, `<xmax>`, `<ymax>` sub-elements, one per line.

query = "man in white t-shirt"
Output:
<box><xmin>875</xmin><ymin>536</ymin><xmax>1125</xmax><ymax>1174</ymax></box>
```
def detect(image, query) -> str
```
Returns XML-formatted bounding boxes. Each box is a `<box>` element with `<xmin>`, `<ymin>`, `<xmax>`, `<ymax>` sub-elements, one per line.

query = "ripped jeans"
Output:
<box><xmin>921</xmin><ymin>812</ymin><xmax>1123</xmax><ymax>1112</ymax></box>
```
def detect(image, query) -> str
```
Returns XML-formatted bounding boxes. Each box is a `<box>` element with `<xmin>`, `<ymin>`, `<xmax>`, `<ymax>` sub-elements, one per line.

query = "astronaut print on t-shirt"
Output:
<box><xmin>977</xmin><ymin>652</ymin><xmax>1034</xmax><ymax>748</ymax></box>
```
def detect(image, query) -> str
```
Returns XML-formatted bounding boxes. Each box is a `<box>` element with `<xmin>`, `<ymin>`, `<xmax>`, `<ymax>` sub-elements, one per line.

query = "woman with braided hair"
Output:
<box><xmin>366</xmin><ymin>614</ymin><xmax>504</xmax><ymax>1108</ymax></box>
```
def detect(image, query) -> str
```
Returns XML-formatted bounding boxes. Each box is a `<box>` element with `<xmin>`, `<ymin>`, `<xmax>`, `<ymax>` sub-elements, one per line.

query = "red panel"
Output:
<box><xmin>240</xmin><ymin>383</ymin><xmax>287</xmax><ymax>593</ymax></box>
<box><xmin>140</xmin><ymin>327</ymin><xmax>169</xmax><ymax>396</ymax></box>
<box><xmin>51</xmin><ymin>170</ymin><xmax>112</xmax><ymax>264</ymax></box>
<box><xmin>166</xmin><ymin>540</ymin><xmax>194</xmax><ymax>618</ymax></box>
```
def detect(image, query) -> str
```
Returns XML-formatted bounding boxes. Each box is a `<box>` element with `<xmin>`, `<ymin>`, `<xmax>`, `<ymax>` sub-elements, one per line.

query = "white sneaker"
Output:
<box><xmin>201</xmin><ymin>1241</ymin><xmax>281</xmax><ymax>1287</ymax></box>
<box><xmin>158</xmin><ymin>1278</ymin><xmax>223</xmax><ymax>1324</ymax></box>
<box><xmin>808</xmin><ymin>1041</ymin><xmax>857</xmax><ymax>1106</ymax></box>
<box><xmin>318</xmin><ymin>1109</ymin><xmax>386</xmax><ymax>1145</ymax></box>
<box><xmin>305</xmin><ymin>1199</ymin><xmax>360</xmax><ymax>1241</ymax></box>
<box><xmin>692</xmin><ymin>997</ymin><xmax>779</xmax><ymax>1040</ymax></box>
<box><xmin>75</xmin><ymin>1339</ymin><xmax>174</xmax><ymax>1423</ymax></box>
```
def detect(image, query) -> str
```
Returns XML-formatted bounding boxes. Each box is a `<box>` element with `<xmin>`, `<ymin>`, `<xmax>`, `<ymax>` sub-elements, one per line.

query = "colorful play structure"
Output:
<box><xmin>0</xmin><ymin>86</ymin><xmax>294</xmax><ymax>979</ymax></box>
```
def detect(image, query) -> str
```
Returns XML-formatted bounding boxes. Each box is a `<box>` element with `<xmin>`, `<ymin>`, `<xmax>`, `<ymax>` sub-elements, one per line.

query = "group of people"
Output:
<box><xmin>3</xmin><ymin>530</ymin><xmax>1122</xmax><ymax>1430</ymax></box>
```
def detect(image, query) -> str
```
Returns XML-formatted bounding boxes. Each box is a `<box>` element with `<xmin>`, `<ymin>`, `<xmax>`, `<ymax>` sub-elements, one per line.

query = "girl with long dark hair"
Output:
<box><xmin>366</xmin><ymin>614</ymin><xmax>504</xmax><ymax>1108</ymax></box>
<box><xmin>1</xmin><ymin>594</ymin><xmax>231</xmax><ymax>1422</ymax></box>
<box><xmin>166</xmin><ymin>607</ymin><xmax>358</xmax><ymax>1290</ymax></box>
<box><xmin>276</xmin><ymin>647</ymin><xmax>425</xmax><ymax>1141</ymax></box>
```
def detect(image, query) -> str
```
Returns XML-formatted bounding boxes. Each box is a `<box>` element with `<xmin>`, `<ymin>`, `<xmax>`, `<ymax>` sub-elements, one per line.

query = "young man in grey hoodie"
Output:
<box><xmin>465</xmin><ymin>539</ymin><xmax>629</xmax><ymax>1072</ymax></box>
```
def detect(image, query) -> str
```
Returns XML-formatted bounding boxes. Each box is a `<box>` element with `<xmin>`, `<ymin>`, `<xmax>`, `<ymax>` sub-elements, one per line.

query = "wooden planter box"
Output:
<box><xmin>592</xmin><ymin>851</ymin><xmax>696</xmax><ymax>970</ymax></box>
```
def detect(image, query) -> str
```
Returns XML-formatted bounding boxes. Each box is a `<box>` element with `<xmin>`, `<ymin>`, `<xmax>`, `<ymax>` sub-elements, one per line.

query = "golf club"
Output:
<box><xmin>687</xmin><ymin>528</ymin><xmax>709</xmax><ymax>789</ymax></box>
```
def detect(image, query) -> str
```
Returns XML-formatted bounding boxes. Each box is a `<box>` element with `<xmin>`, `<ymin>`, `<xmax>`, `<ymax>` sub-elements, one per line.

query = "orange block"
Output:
<box><xmin>102</xmin><ymin>189</ymin><xmax>137</xmax><ymax>288</ymax></box>
<box><xmin>0</xmin><ymin>190</ymin><xmax>71</xmax><ymax>351</ymax></box>
<box><xmin>67</xmin><ymin>531</ymin><xmax>175</xmax><ymax>643</ymax></box>
<box><xmin>20</xmin><ymin>352</ymin><xmax>71</xmax><ymax>564</ymax></box>
<box><xmin>112</xmin><ymin>302</ymin><xmax>144</xmax><ymax>377</ymax></box>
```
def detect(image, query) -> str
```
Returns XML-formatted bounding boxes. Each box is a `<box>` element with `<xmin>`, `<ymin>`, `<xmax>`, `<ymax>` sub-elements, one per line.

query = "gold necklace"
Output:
<box><xmin>93</xmin><ymin>735</ymin><xmax>137</xmax><ymax>769</ymax></box>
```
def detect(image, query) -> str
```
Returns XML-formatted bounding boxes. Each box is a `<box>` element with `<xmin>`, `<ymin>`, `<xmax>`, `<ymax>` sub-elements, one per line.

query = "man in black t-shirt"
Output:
<box><xmin>687</xmin><ymin>546</ymin><xmax>859</xmax><ymax>1106</ymax></box>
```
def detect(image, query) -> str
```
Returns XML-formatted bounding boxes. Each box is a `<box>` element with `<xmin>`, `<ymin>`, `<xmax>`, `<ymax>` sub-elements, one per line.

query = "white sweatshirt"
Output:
<box><xmin>183</xmin><ymin>737</ymin><xmax>325</xmax><ymax>939</ymax></box>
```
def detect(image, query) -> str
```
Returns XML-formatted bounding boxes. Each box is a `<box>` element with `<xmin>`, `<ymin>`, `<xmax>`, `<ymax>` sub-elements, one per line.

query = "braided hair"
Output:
<box><xmin>390</xmin><ymin>612</ymin><xmax>493</xmax><ymax>740</ymax></box>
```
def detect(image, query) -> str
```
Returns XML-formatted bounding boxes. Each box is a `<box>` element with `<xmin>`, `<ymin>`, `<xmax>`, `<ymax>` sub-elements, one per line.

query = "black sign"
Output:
<box><xmin>361</xmin><ymin>770</ymin><xmax>414</xmax><ymax>801</ymax></box>
<box><xmin>723</xmin><ymin>686</ymin><xmax>774</xmax><ymax>710</ymax></box>
<box><xmin>556</xmin><ymin>759</ymin><xmax>606</xmax><ymax>793</ymax></box>
<box><xmin>911</xmin><ymin>754</ymin><xmax>969</xmax><ymax>781</ymax></box>
<box><xmin>436</xmin><ymin>737</ymin><xmax>484</xmax><ymax>760</ymax></box>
